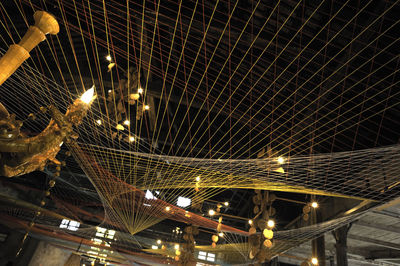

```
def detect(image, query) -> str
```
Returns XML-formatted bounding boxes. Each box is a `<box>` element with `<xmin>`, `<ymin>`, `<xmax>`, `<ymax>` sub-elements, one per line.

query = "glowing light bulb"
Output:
<box><xmin>157</xmin><ymin>239</ymin><xmax>162</xmax><ymax>245</ymax></box>
<box><xmin>277</xmin><ymin>156</ymin><xmax>285</xmax><ymax>164</ymax></box>
<box><xmin>123</xmin><ymin>120</ymin><xmax>130</xmax><ymax>126</ymax></box>
<box><xmin>195</xmin><ymin>176</ymin><xmax>201</xmax><ymax>182</ymax></box>
<box><xmin>311</xmin><ymin>202</ymin><xmax>319</xmax><ymax>208</ymax></box>
<box><xmin>165</xmin><ymin>206</ymin><xmax>171</xmax><ymax>212</ymax></box>
<box><xmin>208</xmin><ymin>209</ymin><xmax>215</xmax><ymax>216</ymax></box>
<box><xmin>138</xmin><ymin>87</ymin><xmax>143</xmax><ymax>94</ymax></box>
<box><xmin>80</xmin><ymin>87</ymin><xmax>95</xmax><ymax>104</ymax></box>
<box><xmin>267</xmin><ymin>219</ymin><xmax>275</xmax><ymax>228</ymax></box>
<box><xmin>96</xmin><ymin>119</ymin><xmax>102</xmax><ymax>125</ymax></box>
<box><xmin>144</xmin><ymin>105</ymin><xmax>150</xmax><ymax>110</ymax></box>
<box><xmin>174</xmin><ymin>244</ymin><xmax>179</xmax><ymax>250</ymax></box>
<box><xmin>129</xmin><ymin>136</ymin><xmax>135</xmax><ymax>142</ymax></box>
<box><xmin>311</xmin><ymin>257</ymin><xmax>318</xmax><ymax>265</ymax></box>
<box><xmin>218</xmin><ymin>232</ymin><xmax>224</xmax><ymax>237</ymax></box>
<box><xmin>224</xmin><ymin>201</ymin><xmax>229</xmax><ymax>207</ymax></box>
<box><xmin>248</xmin><ymin>219</ymin><xmax>253</xmax><ymax>225</ymax></box>
<box><xmin>106</xmin><ymin>55</ymin><xmax>112</xmax><ymax>61</ymax></box>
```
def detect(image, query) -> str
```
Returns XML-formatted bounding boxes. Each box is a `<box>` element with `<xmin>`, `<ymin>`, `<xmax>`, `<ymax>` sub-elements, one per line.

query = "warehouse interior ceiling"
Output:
<box><xmin>0</xmin><ymin>0</ymin><xmax>399</xmax><ymax>265</ymax></box>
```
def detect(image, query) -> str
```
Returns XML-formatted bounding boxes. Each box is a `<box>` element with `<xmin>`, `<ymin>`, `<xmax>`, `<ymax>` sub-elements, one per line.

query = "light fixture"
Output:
<box><xmin>311</xmin><ymin>202</ymin><xmax>319</xmax><ymax>208</ymax></box>
<box><xmin>176</xmin><ymin>196</ymin><xmax>191</xmax><ymax>208</ymax></box>
<box><xmin>130</xmin><ymin>93</ymin><xmax>140</xmax><ymax>100</ymax></box>
<box><xmin>195</xmin><ymin>176</ymin><xmax>201</xmax><ymax>182</ymax></box>
<box><xmin>157</xmin><ymin>239</ymin><xmax>162</xmax><ymax>245</ymax></box>
<box><xmin>248</xmin><ymin>219</ymin><xmax>253</xmax><ymax>225</ymax></box>
<box><xmin>208</xmin><ymin>209</ymin><xmax>216</xmax><ymax>216</ymax></box>
<box><xmin>277</xmin><ymin>156</ymin><xmax>285</xmax><ymax>164</ymax></box>
<box><xmin>129</xmin><ymin>136</ymin><xmax>135</xmax><ymax>142</ymax></box>
<box><xmin>123</xmin><ymin>120</ymin><xmax>130</xmax><ymax>126</ymax></box>
<box><xmin>311</xmin><ymin>257</ymin><xmax>318</xmax><ymax>265</ymax></box>
<box><xmin>174</xmin><ymin>244</ymin><xmax>179</xmax><ymax>250</ymax></box>
<box><xmin>138</xmin><ymin>87</ymin><xmax>143</xmax><ymax>94</ymax></box>
<box><xmin>115</xmin><ymin>124</ymin><xmax>124</xmax><ymax>130</ymax></box>
<box><xmin>165</xmin><ymin>206</ymin><xmax>171</xmax><ymax>212</ymax></box>
<box><xmin>224</xmin><ymin>201</ymin><xmax>229</xmax><ymax>207</ymax></box>
<box><xmin>106</xmin><ymin>55</ymin><xmax>112</xmax><ymax>61</ymax></box>
<box><xmin>96</xmin><ymin>119</ymin><xmax>102</xmax><ymax>125</ymax></box>
<box><xmin>80</xmin><ymin>87</ymin><xmax>95</xmax><ymax>104</ymax></box>
<box><xmin>267</xmin><ymin>219</ymin><xmax>275</xmax><ymax>228</ymax></box>
<box><xmin>218</xmin><ymin>232</ymin><xmax>224</xmax><ymax>237</ymax></box>
<box><xmin>151</xmin><ymin>245</ymin><xmax>158</xmax><ymax>250</ymax></box>
<box><xmin>144</xmin><ymin>105</ymin><xmax>150</xmax><ymax>110</ymax></box>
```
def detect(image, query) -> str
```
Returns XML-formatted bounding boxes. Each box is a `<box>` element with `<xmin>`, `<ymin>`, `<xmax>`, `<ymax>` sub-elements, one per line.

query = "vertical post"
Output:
<box><xmin>333</xmin><ymin>224</ymin><xmax>352</xmax><ymax>266</ymax></box>
<box><xmin>311</xmin><ymin>203</ymin><xmax>326</xmax><ymax>266</ymax></box>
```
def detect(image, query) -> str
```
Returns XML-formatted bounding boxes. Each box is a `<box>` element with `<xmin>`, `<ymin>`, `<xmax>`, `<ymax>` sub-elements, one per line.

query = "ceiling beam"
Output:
<box><xmin>348</xmin><ymin>234</ymin><xmax>400</xmax><ymax>251</ymax></box>
<box><xmin>356</xmin><ymin>220</ymin><xmax>400</xmax><ymax>235</ymax></box>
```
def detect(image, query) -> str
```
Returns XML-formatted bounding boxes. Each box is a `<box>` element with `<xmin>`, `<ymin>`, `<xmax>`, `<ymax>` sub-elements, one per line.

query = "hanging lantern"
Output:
<box><xmin>263</xmin><ymin>229</ymin><xmax>273</xmax><ymax>240</ymax></box>
<box><xmin>211</xmin><ymin>235</ymin><xmax>219</xmax><ymax>243</ymax></box>
<box><xmin>263</xmin><ymin>239</ymin><xmax>273</xmax><ymax>248</ymax></box>
<box><xmin>211</xmin><ymin>242</ymin><xmax>216</xmax><ymax>248</ymax></box>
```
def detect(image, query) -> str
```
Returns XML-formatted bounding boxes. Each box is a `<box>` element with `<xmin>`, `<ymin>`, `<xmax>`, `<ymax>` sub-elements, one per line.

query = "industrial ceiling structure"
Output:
<box><xmin>0</xmin><ymin>0</ymin><xmax>399</xmax><ymax>265</ymax></box>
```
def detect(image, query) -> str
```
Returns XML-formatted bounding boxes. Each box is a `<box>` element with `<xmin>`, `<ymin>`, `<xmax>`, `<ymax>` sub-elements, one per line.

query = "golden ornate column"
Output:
<box><xmin>0</xmin><ymin>11</ymin><xmax>59</xmax><ymax>86</ymax></box>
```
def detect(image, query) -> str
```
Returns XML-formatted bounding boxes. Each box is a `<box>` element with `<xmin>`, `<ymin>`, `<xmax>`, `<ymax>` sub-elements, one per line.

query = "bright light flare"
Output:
<box><xmin>311</xmin><ymin>257</ymin><xmax>318</xmax><ymax>265</ymax></box>
<box><xmin>218</xmin><ymin>232</ymin><xmax>224</xmax><ymax>237</ymax></box>
<box><xmin>157</xmin><ymin>239</ymin><xmax>162</xmax><ymax>245</ymax></box>
<box><xmin>248</xmin><ymin>219</ymin><xmax>253</xmax><ymax>225</ymax></box>
<box><xmin>208</xmin><ymin>209</ymin><xmax>216</xmax><ymax>216</ymax></box>
<box><xmin>96</xmin><ymin>119</ymin><xmax>102</xmax><ymax>125</ymax></box>
<box><xmin>277</xmin><ymin>156</ymin><xmax>285</xmax><ymax>164</ymax></box>
<box><xmin>80</xmin><ymin>87</ymin><xmax>95</xmax><ymax>104</ymax></box>
<box><xmin>224</xmin><ymin>201</ymin><xmax>229</xmax><ymax>207</ymax></box>
<box><xmin>129</xmin><ymin>136</ymin><xmax>135</xmax><ymax>142</ymax></box>
<box><xmin>144</xmin><ymin>105</ymin><xmax>150</xmax><ymax>110</ymax></box>
<box><xmin>311</xmin><ymin>202</ymin><xmax>319</xmax><ymax>208</ymax></box>
<box><xmin>267</xmin><ymin>219</ymin><xmax>275</xmax><ymax>228</ymax></box>
<box><xmin>138</xmin><ymin>87</ymin><xmax>143</xmax><ymax>94</ymax></box>
<box><xmin>123</xmin><ymin>120</ymin><xmax>130</xmax><ymax>126</ymax></box>
<box><xmin>106</xmin><ymin>55</ymin><xmax>112</xmax><ymax>61</ymax></box>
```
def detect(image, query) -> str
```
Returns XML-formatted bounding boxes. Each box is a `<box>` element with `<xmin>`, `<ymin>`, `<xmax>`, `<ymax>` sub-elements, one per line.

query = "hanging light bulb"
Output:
<box><xmin>80</xmin><ymin>87</ymin><xmax>95</xmax><ymax>104</ymax></box>
<box><xmin>129</xmin><ymin>136</ymin><xmax>135</xmax><ymax>142</ymax></box>
<box><xmin>267</xmin><ymin>219</ymin><xmax>275</xmax><ymax>228</ymax></box>
<box><xmin>138</xmin><ymin>87</ymin><xmax>143</xmax><ymax>94</ymax></box>
<box><xmin>174</xmin><ymin>244</ymin><xmax>179</xmax><ymax>250</ymax></box>
<box><xmin>224</xmin><ymin>202</ymin><xmax>229</xmax><ymax>207</ymax></box>
<box><xmin>248</xmin><ymin>219</ymin><xmax>253</xmax><ymax>225</ymax></box>
<box><xmin>123</xmin><ymin>120</ymin><xmax>130</xmax><ymax>126</ymax></box>
<box><xmin>106</xmin><ymin>55</ymin><xmax>112</xmax><ymax>61</ymax></box>
<box><xmin>195</xmin><ymin>176</ymin><xmax>201</xmax><ymax>182</ymax></box>
<box><xmin>311</xmin><ymin>202</ymin><xmax>319</xmax><ymax>208</ymax></box>
<box><xmin>96</xmin><ymin>119</ymin><xmax>102</xmax><ymax>125</ymax></box>
<box><xmin>218</xmin><ymin>232</ymin><xmax>224</xmax><ymax>237</ymax></box>
<box><xmin>208</xmin><ymin>209</ymin><xmax>215</xmax><ymax>216</ymax></box>
<box><xmin>277</xmin><ymin>156</ymin><xmax>285</xmax><ymax>164</ymax></box>
<box><xmin>144</xmin><ymin>105</ymin><xmax>150</xmax><ymax>110</ymax></box>
<box><xmin>157</xmin><ymin>239</ymin><xmax>162</xmax><ymax>245</ymax></box>
<box><xmin>165</xmin><ymin>206</ymin><xmax>171</xmax><ymax>212</ymax></box>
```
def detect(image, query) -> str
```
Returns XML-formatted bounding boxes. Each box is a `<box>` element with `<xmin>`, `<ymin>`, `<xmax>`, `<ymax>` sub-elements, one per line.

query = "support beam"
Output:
<box><xmin>333</xmin><ymin>224</ymin><xmax>352</xmax><ymax>266</ymax></box>
<box><xmin>348</xmin><ymin>234</ymin><xmax>400</xmax><ymax>251</ymax></box>
<box><xmin>367</xmin><ymin>249</ymin><xmax>400</xmax><ymax>260</ymax></box>
<box><xmin>356</xmin><ymin>220</ymin><xmax>400</xmax><ymax>235</ymax></box>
